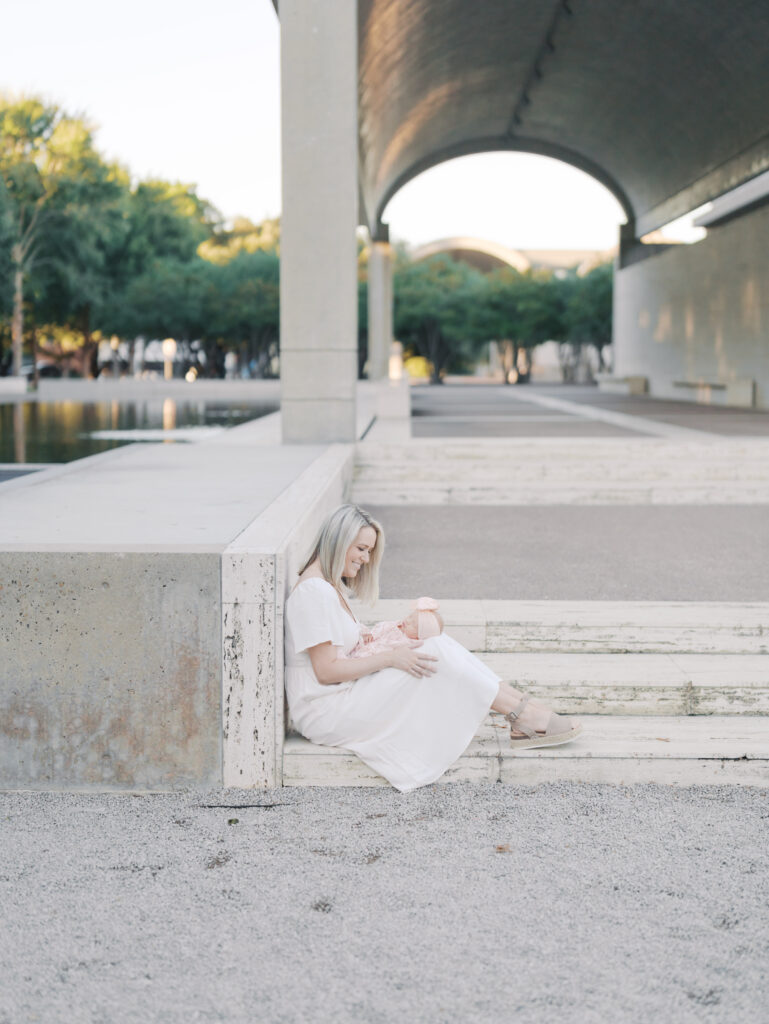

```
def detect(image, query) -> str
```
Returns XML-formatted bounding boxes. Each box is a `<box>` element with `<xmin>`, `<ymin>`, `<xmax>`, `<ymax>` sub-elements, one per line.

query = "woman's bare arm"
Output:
<box><xmin>308</xmin><ymin>640</ymin><xmax>438</xmax><ymax>684</ymax></box>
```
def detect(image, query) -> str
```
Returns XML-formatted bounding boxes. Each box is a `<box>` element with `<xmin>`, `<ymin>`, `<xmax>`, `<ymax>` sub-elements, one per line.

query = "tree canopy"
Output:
<box><xmin>0</xmin><ymin>94</ymin><xmax>280</xmax><ymax>378</ymax></box>
<box><xmin>388</xmin><ymin>253</ymin><xmax>612</xmax><ymax>383</ymax></box>
<box><xmin>0</xmin><ymin>93</ymin><xmax>612</xmax><ymax>384</ymax></box>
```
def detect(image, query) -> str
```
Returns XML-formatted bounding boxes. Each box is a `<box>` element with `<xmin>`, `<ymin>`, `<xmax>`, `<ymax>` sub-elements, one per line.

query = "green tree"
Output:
<box><xmin>96</xmin><ymin>179</ymin><xmax>220</xmax><ymax>348</ymax></box>
<box><xmin>203</xmin><ymin>249</ymin><xmax>280</xmax><ymax>376</ymax></box>
<box><xmin>394</xmin><ymin>255</ymin><xmax>487</xmax><ymax>383</ymax></box>
<box><xmin>120</xmin><ymin>180</ymin><xmax>218</xmax><ymax>276</ymax></box>
<box><xmin>31</xmin><ymin>164</ymin><xmax>128</xmax><ymax>377</ymax></box>
<box><xmin>199</xmin><ymin>215</ymin><xmax>279</xmax><ymax>265</ymax></box>
<box><xmin>120</xmin><ymin>257</ymin><xmax>211</xmax><ymax>342</ymax></box>
<box><xmin>564</xmin><ymin>262</ymin><xmax>613</xmax><ymax>370</ymax></box>
<box><xmin>479</xmin><ymin>268</ymin><xmax>566</xmax><ymax>383</ymax></box>
<box><xmin>0</xmin><ymin>95</ymin><xmax>124</xmax><ymax>375</ymax></box>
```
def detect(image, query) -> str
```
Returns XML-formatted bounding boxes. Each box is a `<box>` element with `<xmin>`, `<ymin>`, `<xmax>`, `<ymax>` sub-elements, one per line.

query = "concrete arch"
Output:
<box><xmin>375</xmin><ymin>136</ymin><xmax>634</xmax><ymax>235</ymax></box>
<box><xmin>359</xmin><ymin>0</ymin><xmax>769</xmax><ymax>238</ymax></box>
<box><xmin>410</xmin><ymin>237</ymin><xmax>531</xmax><ymax>273</ymax></box>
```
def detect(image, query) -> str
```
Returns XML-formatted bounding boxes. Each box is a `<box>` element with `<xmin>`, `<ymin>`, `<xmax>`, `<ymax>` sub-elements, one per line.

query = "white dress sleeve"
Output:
<box><xmin>287</xmin><ymin>581</ymin><xmax>347</xmax><ymax>653</ymax></box>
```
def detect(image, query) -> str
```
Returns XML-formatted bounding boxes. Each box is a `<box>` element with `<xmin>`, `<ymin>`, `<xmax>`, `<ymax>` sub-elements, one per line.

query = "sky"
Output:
<box><xmin>3</xmin><ymin>0</ymin><xmax>627</xmax><ymax>251</ymax></box>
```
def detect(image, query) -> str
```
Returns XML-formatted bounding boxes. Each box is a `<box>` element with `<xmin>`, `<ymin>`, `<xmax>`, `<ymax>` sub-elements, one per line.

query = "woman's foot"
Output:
<box><xmin>492</xmin><ymin>686</ymin><xmax>582</xmax><ymax>747</ymax></box>
<box><xmin>497</xmin><ymin>686</ymin><xmax>552</xmax><ymax>731</ymax></box>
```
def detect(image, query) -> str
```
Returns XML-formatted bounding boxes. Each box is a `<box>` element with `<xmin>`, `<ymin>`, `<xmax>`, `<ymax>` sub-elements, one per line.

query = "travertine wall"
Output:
<box><xmin>221</xmin><ymin>445</ymin><xmax>354</xmax><ymax>788</ymax></box>
<box><xmin>0</xmin><ymin>552</ymin><xmax>222</xmax><ymax>789</ymax></box>
<box><xmin>0</xmin><ymin>411</ymin><xmax>358</xmax><ymax>790</ymax></box>
<box><xmin>614</xmin><ymin>204</ymin><xmax>769</xmax><ymax>409</ymax></box>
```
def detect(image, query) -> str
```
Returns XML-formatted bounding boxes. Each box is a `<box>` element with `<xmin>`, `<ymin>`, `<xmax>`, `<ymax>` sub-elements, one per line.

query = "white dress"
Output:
<box><xmin>284</xmin><ymin>578</ymin><xmax>501</xmax><ymax>793</ymax></box>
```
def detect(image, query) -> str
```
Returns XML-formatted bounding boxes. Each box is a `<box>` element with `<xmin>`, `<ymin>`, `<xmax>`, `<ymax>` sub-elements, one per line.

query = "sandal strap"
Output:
<box><xmin>504</xmin><ymin>693</ymin><xmax>530</xmax><ymax>722</ymax></box>
<box><xmin>505</xmin><ymin>694</ymin><xmax>538</xmax><ymax>739</ymax></box>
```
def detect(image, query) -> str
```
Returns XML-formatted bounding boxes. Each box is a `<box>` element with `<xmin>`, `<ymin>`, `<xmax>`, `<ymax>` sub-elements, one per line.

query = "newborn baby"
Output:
<box><xmin>345</xmin><ymin>597</ymin><xmax>444</xmax><ymax>659</ymax></box>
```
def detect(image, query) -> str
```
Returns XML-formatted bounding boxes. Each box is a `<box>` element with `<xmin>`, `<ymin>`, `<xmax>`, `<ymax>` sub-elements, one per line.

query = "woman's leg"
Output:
<box><xmin>429</xmin><ymin>634</ymin><xmax>567</xmax><ymax>737</ymax></box>
<box><xmin>491</xmin><ymin>683</ymin><xmax>559</xmax><ymax>735</ymax></box>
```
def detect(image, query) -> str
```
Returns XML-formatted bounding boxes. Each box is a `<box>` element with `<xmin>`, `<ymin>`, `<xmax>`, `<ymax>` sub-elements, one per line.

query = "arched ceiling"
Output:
<box><xmin>358</xmin><ymin>0</ymin><xmax>769</xmax><ymax>238</ymax></box>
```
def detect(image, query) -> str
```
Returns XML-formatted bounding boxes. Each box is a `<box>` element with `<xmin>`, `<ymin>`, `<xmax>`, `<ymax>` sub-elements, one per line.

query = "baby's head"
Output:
<box><xmin>402</xmin><ymin>597</ymin><xmax>443</xmax><ymax>639</ymax></box>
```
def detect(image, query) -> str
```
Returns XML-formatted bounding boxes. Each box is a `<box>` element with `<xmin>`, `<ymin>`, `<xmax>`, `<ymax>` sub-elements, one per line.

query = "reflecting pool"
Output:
<box><xmin>0</xmin><ymin>398</ymin><xmax>278</xmax><ymax>464</ymax></box>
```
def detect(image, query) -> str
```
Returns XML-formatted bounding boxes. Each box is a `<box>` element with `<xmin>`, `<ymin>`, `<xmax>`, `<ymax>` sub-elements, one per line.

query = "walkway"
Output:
<box><xmin>410</xmin><ymin>380</ymin><xmax>769</xmax><ymax>437</ymax></box>
<box><xmin>357</xmin><ymin>383</ymin><xmax>769</xmax><ymax>600</ymax></box>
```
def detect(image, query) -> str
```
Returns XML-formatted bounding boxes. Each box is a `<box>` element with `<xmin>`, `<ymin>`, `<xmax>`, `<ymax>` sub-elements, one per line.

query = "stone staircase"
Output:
<box><xmin>352</xmin><ymin>438</ymin><xmax>769</xmax><ymax>505</ymax></box>
<box><xmin>283</xmin><ymin>601</ymin><xmax>769</xmax><ymax>787</ymax></box>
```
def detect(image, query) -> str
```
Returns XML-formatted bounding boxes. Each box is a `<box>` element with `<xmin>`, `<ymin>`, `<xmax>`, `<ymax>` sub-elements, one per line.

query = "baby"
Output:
<box><xmin>345</xmin><ymin>597</ymin><xmax>444</xmax><ymax>659</ymax></box>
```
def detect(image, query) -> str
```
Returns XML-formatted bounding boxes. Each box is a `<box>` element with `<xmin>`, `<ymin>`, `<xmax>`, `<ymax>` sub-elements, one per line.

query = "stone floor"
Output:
<box><xmin>410</xmin><ymin>381</ymin><xmax>769</xmax><ymax>437</ymax></box>
<box><xmin>366</xmin><ymin>504</ymin><xmax>769</xmax><ymax>601</ymax></box>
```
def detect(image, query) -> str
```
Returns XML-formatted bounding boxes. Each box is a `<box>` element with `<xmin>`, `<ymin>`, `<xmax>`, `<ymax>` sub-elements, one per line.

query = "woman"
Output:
<box><xmin>284</xmin><ymin>504</ymin><xmax>581</xmax><ymax>793</ymax></box>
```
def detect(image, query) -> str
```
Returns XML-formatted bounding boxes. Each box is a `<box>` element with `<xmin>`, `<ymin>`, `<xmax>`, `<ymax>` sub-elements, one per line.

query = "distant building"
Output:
<box><xmin>410</xmin><ymin>237</ymin><xmax>614</xmax><ymax>276</ymax></box>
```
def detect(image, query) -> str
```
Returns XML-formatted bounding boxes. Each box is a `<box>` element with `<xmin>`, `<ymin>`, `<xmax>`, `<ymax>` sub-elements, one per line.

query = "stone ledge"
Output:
<box><xmin>283</xmin><ymin>716</ymin><xmax>769</xmax><ymax>787</ymax></box>
<box><xmin>0</xmin><ymin>376</ymin><xmax>28</xmax><ymax>395</ymax></box>
<box><xmin>485</xmin><ymin>653</ymin><xmax>769</xmax><ymax>716</ymax></box>
<box><xmin>348</xmin><ymin>599</ymin><xmax>769</xmax><ymax>654</ymax></box>
<box><xmin>0</xmin><ymin>424</ymin><xmax>354</xmax><ymax>790</ymax></box>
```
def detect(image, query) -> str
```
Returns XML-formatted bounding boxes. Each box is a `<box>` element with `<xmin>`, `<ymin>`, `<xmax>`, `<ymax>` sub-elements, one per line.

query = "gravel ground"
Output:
<box><xmin>2</xmin><ymin>783</ymin><xmax>768</xmax><ymax>1024</ymax></box>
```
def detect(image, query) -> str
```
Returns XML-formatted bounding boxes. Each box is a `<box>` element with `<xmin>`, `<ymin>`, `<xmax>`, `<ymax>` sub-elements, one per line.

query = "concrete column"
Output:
<box><xmin>367</xmin><ymin>229</ymin><xmax>393</xmax><ymax>381</ymax></box>
<box><xmin>279</xmin><ymin>0</ymin><xmax>358</xmax><ymax>442</ymax></box>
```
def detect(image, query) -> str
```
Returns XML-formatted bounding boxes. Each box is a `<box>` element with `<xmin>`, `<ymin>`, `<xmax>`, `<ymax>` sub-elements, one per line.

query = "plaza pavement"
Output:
<box><xmin>358</xmin><ymin>383</ymin><xmax>769</xmax><ymax>599</ymax></box>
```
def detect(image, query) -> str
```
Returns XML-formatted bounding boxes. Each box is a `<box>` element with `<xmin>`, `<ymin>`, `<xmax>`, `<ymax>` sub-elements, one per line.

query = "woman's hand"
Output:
<box><xmin>307</xmin><ymin>640</ymin><xmax>438</xmax><ymax>686</ymax></box>
<box><xmin>387</xmin><ymin>644</ymin><xmax>439</xmax><ymax>678</ymax></box>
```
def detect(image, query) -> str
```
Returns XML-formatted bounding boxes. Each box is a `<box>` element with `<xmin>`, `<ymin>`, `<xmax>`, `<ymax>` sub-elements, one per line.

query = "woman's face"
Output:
<box><xmin>343</xmin><ymin>525</ymin><xmax>377</xmax><ymax>578</ymax></box>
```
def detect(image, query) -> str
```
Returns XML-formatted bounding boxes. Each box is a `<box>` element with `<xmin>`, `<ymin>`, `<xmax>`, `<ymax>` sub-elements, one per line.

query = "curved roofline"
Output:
<box><xmin>410</xmin><ymin>237</ymin><xmax>532</xmax><ymax>273</ymax></box>
<box><xmin>374</xmin><ymin>135</ymin><xmax>635</xmax><ymax>231</ymax></box>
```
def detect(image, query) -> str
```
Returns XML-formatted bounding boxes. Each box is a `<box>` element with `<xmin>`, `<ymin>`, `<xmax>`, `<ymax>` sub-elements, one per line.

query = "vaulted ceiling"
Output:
<box><xmin>358</xmin><ymin>0</ymin><xmax>769</xmax><ymax>237</ymax></box>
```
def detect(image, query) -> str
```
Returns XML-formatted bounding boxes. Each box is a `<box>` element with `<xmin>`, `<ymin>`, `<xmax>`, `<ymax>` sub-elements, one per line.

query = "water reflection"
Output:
<box><xmin>0</xmin><ymin>399</ymin><xmax>277</xmax><ymax>464</ymax></box>
<box><xmin>13</xmin><ymin>403</ymin><xmax>25</xmax><ymax>463</ymax></box>
<box><xmin>162</xmin><ymin>398</ymin><xmax>177</xmax><ymax>433</ymax></box>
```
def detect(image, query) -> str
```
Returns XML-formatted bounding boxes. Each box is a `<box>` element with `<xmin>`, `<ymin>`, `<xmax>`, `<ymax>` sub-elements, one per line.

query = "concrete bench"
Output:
<box><xmin>283</xmin><ymin>718</ymin><xmax>769</xmax><ymax>787</ymax></box>
<box><xmin>596</xmin><ymin>374</ymin><xmax>648</xmax><ymax>396</ymax></box>
<box><xmin>672</xmin><ymin>378</ymin><xmax>755</xmax><ymax>408</ymax></box>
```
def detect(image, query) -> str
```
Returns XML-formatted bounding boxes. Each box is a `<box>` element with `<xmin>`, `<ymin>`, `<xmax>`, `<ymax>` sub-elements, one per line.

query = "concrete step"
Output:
<box><xmin>283</xmin><ymin>716</ymin><xmax>769</xmax><ymax>787</ymax></box>
<box><xmin>485</xmin><ymin>653</ymin><xmax>769</xmax><ymax>715</ymax></box>
<box><xmin>355</xmin><ymin>436</ymin><xmax>769</xmax><ymax>455</ymax></box>
<box><xmin>353</xmin><ymin>481</ymin><xmax>769</xmax><ymax>505</ymax></box>
<box><xmin>350</xmin><ymin>599</ymin><xmax>769</xmax><ymax>654</ymax></box>
<box><xmin>352</xmin><ymin>438</ymin><xmax>769</xmax><ymax>505</ymax></box>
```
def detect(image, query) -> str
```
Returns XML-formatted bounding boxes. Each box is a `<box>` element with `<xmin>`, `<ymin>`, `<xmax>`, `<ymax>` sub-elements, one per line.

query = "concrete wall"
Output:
<box><xmin>0</xmin><ymin>415</ymin><xmax>344</xmax><ymax>790</ymax></box>
<box><xmin>221</xmin><ymin>445</ymin><xmax>354</xmax><ymax>789</ymax></box>
<box><xmin>0</xmin><ymin>382</ymin><xmax>403</xmax><ymax>791</ymax></box>
<box><xmin>614</xmin><ymin>204</ymin><xmax>769</xmax><ymax>409</ymax></box>
<box><xmin>1</xmin><ymin>552</ymin><xmax>222</xmax><ymax>789</ymax></box>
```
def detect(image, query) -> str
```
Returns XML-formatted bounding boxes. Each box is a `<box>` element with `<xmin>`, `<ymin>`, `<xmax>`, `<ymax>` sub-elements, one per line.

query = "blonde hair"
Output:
<box><xmin>298</xmin><ymin>504</ymin><xmax>384</xmax><ymax>604</ymax></box>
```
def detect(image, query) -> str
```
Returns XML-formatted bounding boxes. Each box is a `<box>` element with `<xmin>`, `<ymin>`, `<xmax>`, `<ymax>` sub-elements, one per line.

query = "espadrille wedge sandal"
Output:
<box><xmin>504</xmin><ymin>693</ymin><xmax>582</xmax><ymax>749</ymax></box>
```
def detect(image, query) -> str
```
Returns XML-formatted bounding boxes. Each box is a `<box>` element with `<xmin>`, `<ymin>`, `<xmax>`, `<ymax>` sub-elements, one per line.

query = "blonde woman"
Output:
<box><xmin>284</xmin><ymin>504</ymin><xmax>581</xmax><ymax>792</ymax></box>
